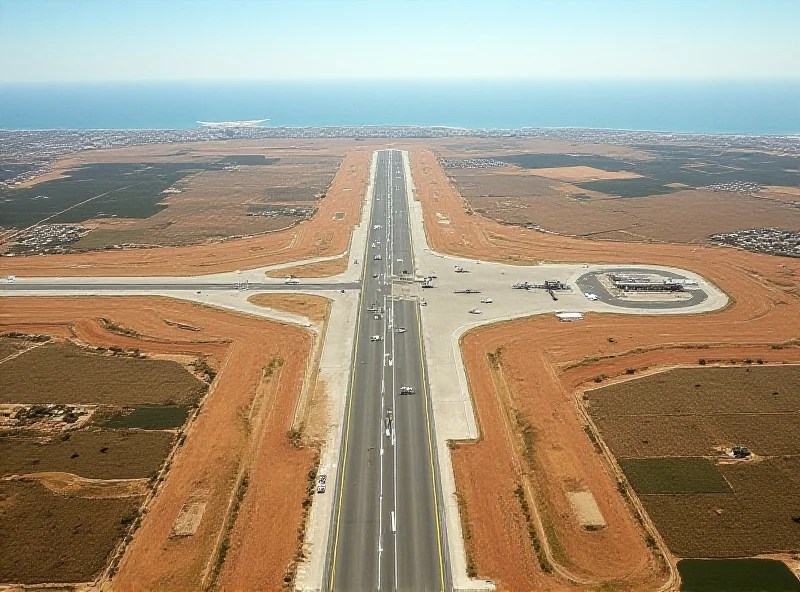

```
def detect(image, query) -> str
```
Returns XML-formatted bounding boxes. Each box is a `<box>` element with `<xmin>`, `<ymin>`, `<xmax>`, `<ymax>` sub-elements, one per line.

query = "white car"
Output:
<box><xmin>469</xmin><ymin>309</ymin><xmax>482</xmax><ymax>315</ymax></box>
<box><xmin>374</xmin><ymin>254</ymin><xmax>382</xmax><ymax>260</ymax></box>
<box><xmin>395</xmin><ymin>327</ymin><xmax>406</xmax><ymax>333</ymax></box>
<box><xmin>373</xmin><ymin>224</ymin><xmax>381</xmax><ymax>230</ymax></box>
<box><xmin>420</xmin><ymin>299</ymin><xmax>427</xmax><ymax>306</ymax></box>
<box><xmin>480</xmin><ymin>298</ymin><xmax>493</xmax><ymax>304</ymax></box>
<box><xmin>317</xmin><ymin>474</ymin><xmax>327</xmax><ymax>494</ymax></box>
<box><xmin>284</xmin><ymin>278</ymin><xmax>300</xmax><ymax>285</ymax></box>
<box><xmin>584</xmin><ymin>292</ymin><xmax>599</xmax><ymax>301</ymax></box>
<box><xmin>371</xmin><ymin>335</ymin><xmax>383</xmax><ymax>342</ymax></box>
<box><xmin>400</xmin><ymin>386</ymin><xmax>414</xmax><ymax>394</ymax></box>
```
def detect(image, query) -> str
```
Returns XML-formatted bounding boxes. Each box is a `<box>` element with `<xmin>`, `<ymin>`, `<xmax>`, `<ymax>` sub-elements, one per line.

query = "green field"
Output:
<box><xmin>619</xmin><ymin>457</ymin><xmax>732</xmax><ymax>494</ymax></box>
<box><xmin>497</xmin><ymin>148</ymin><xmax>800</xmax><ymax>198</ymax></box>
<box><xmin>100</xmin><ymin>405</ymin><xmax>189</xmax><ymax>430</ymax></box>
<box><xmin>0</xmin><ymin>158</ymin><xmax>281</xmax><ymax>229</ymax></box>
<box><xmin>678</xmin><ymin>559</ymin><xmax>800</xmax><ymax>592</ymax></box>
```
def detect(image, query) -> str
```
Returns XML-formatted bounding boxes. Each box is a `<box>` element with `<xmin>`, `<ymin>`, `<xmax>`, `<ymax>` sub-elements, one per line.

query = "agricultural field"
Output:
<box><xmin>0</xmin><ymin>480</ymin><xmax>143</xmax><ymax>584</ymax></box>
<box><xmin>0</xmin><ymin>336</ymin><xmax>209</xmax><ymax>585</ymax></box>
<box><xmin>441</xmin><ymin>141</ymin><xmax>800</xmax><ymax>243</ymax></box>
<box><xmin>586</xmin><ymin>366</ymin><xmax>800</xmax><ymax>559</ymax></box>
<box><xmin>677</xmin><ymin>559</ymin><xmax>800</xmax><ymax>592</ymax></box>
<box><xmin>0</xmin><ymin>341</ymin><xmax>207</xmax><ymax>406</ymax></box>
<box><xmin>0</xmin><ymin>142</ymin><xmax>343</xmax><ymax>253</ymax></box>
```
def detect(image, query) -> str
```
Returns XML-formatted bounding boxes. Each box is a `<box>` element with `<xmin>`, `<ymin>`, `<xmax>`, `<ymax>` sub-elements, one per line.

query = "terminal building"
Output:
<box><xmin>607</xmin><ymin>273</ymin><xmax>686</xmax><ymax>293</ymax></box>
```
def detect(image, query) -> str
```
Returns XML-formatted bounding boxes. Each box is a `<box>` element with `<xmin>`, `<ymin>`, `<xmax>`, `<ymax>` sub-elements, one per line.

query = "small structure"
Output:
<box><xmin>731</xmin><ymin>445</ymin><xmax>751</xmax><ymax>459</ymax></box>
<box><xmin>556</xmin><ymin>312</ymin><xmax>584</xmax><ymax>322</ymax></box>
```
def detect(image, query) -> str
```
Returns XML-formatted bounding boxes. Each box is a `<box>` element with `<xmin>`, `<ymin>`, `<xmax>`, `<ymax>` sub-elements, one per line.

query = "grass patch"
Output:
<box><xmin>99</xmin><ymin>405</ymin><xmax>189</xmax><ymax>430</ymax></box>
<box><xmin>619</xmin><ymin>457</ymin><xmax>731</xmax><ymax>495</ymax></box>
<box><xmin>0</xmin><ymin>342</ymin><xmax>207</xmax><ymax>406</ymax></box>
<box><xmin>0</xmin><ymin>480</ymin><xmax>142</xmax><ymax>584</ymax></box>
<box><xmin>677</xmin><ymin>559</ymin><xmax>800</xmax><ymax>592</ymax></box>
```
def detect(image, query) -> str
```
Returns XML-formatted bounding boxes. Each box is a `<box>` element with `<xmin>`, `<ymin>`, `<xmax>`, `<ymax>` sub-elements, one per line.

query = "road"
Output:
<box><xmin>327</xmin><ymin>150</ymin><xmax>448</xmax><ymax>591</ymax></box>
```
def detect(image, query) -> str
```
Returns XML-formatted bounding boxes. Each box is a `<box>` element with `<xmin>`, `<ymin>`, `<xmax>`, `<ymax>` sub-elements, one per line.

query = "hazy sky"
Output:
<box><xmin>1</xmin><ymin>0</ymin><xmax>799</xmax><ymax>82</ymax></box>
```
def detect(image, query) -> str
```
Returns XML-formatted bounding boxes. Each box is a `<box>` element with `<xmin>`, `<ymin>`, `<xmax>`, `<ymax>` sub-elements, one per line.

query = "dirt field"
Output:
<box><xmin>0</xmin><ymin>145</ymin><xmax>369</xmax><ymax>276</ymax></box>
<box><xmin>0</xmin><ymin>297</ymin><xmax>318</xmax><ymax>590</ymax></box>
<box><xmin>410</xmin><ymin>149</ymin><xmax>800</xmax><ymax>588</ymax></box>
<box><xmin>247</xmin><ymin>293</ymin><xmax>331</xmax><ymax>323</ymax></box>
<box><xmin>265</xmin><ymin>256</ymin><xmax>349</xmax><ymax>278</ymax></box>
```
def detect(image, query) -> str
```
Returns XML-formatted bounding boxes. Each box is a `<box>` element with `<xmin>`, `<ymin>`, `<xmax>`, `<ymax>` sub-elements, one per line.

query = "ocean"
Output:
<box><xmin>1</xmin><ymin>80</ymin><xmax>799</xmax><ymax>135</ymax></box>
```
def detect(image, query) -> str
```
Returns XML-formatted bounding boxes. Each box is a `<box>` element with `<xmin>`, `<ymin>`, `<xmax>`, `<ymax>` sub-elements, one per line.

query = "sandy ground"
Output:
<box><xmin>1</xmin><ymin>148</ymin><xmax>369</xmax><ymax>277</ymax></box>
<box><xmin>410</xmin><ymin>149</ymin><xmax>800</xmax><ymax>590</ymax></box>
<box><xmin>247</xmin><ymin>293</ymin><xmax>331</xmax><ymax>323</ymax></box>
<box><xmin>0</xmin><ymin>297</ymin><xmax>316</xmax><ymax>591</ymax></box>
<box><xmin>264</xmin><ymin>257</ymin><xmax>348</xmax><ymax>278</ymax></box>
<box><xmin>517</xmin><ymin>165</ymin><xmax>642</xmax><ymax>182</ymax></box>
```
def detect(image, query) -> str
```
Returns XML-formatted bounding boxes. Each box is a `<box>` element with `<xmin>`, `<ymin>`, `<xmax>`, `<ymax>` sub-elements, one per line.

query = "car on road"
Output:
<box><xmin>371</xmin><ymin>335</ymin><xmax>383</xmax><ymax>342</ymax></box>
<box><xmin>420</xmin><ymin>298</ymin><xmax>427</xmax><ymax>306</ymax></box>
<box><xmin>395</xmin><ymin>327</ymin><xmax>406</xmax><ymax>333</ymax></box>
<box><xmin>400</xmin><ymin>386</ymin><xmax>414</xmax><ymax>394</ymax></box>
<box><xmin>374</xmin><ymin>254</ymin><xmax>382</xmax><ymax>260</ymax></box>
<box><xmin>480</xmin><ymin>298</ymin><xmax>493</xmax><ymax>304</ymax></box>
<box><xmin>469</xmin><ymin>309</ymin><xmax>482</xmax><ymax>314</ymax></box>
<box><xmin>373</xmin><ymin>273</ymin><xmax>378</xmax><ymax>278</ymax></box>
<box><xmin>373</xmin><ymin>225</ymin><xmax>381</xmax><ymax>230</ymax></box>
<box><xmin>317</xmin><ymin>474</ymin><xmax>327</xmax><ymax>494</ymax></box>
<box><xmin>284</xmin><ymin>278</ymin><xmax>300</xmax><ymax>285</ymax></box>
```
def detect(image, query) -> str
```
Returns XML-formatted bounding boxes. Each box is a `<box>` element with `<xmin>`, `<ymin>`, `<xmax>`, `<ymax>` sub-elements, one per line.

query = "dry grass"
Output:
<box><xmin>0</xmin><ymin>479</ymin><xmax>142</xmax><ymax>584</ymax></box>
<box><xmin>247</xmin><ymin>293</ymin><xmax>331</xmax><ymax>323</ymax></box>
<box><xmin>0</xmin><ymin>342</ymin><xmax>207</xmax><ymax>406</ymax></box>
<box><xmin>0</xmin><ymin>429</ymin><xmax>175</xmax><ymax>480</ymax></box>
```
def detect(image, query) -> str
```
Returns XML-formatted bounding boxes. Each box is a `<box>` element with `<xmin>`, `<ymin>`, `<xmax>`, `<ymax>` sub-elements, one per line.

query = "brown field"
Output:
<box><xmin>757</xmin><ymin>185</ymin><xmax>800</xmax><ymax>203</ymax></box>
<box><xmin>0</xmin><ymin>341</ymin><xmax>206</xmax><ymax>406</ymax></box>
<box><xmin>247</xmin><ymin>293</ymin><xmax>331</xmax><ymax>323</ymax></box>
<box><xmin>410</xmin><ymin>149</ymin><xmax>800</xmax><ymax>589</ymax></box>
<box><xmin>0</xmin><ymin>480</ymin><xmax>142</xmax><ymax>584</ymax></box>
<box><xmin>0</xmin><ymin>297</ymin><xmax>318</xmax><ymax>590</ymax></box>
<box><xmin>446</xmin><ymin>165</ymin><xmax>800</xmax><ymax>243</ymax></box>
<box><xmin>585</xmin><ymin>366</ymin><xmax>800</xmax><ymax>559</ymax></box>
<box><xmin>521</xmin><ymin>165</ymin><xmax>643</xmax><ymax>182</ymax></box>
<box><xmin>0</xmin><ymin>429</ymin><xmax>174</xmax><ymax>480</ymax></box>
<box><xmin>0</xmin><ymin>145</ymin><xmax>369</xmax><ymax>277</ymax></box>
<box><xmin>264</xmin><ymin>256</ymin><xmax>349</xmax><ymax>278</ymax></box>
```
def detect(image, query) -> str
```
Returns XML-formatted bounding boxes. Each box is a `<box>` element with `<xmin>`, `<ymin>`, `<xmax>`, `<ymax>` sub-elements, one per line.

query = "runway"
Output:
<box><xmin>326</xmin><ymin>150</ymin><xmax>448</xmax><ymax>591</ymax></box>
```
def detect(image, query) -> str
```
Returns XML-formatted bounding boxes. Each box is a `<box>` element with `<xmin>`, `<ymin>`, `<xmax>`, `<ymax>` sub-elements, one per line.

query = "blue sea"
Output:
<box><xmin>1</xmin><ymin>80</ymin><xmax>799</xmax><ymax>135</ymax></box>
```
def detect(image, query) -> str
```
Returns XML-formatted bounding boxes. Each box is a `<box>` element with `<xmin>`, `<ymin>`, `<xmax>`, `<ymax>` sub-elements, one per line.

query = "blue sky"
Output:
<box><xmin>1</xmin><ymin>0</ymin><xmax>798</xmax><ymax>82</ymax></box>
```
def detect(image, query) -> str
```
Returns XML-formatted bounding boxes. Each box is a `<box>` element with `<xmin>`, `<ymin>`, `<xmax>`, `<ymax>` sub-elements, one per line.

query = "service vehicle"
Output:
<box><xmin>420</xmin><ymin>299</ymin><xmax>427</xmax><ymax>306</ymax></box>
<box><xmin>584</xmin><ymin>292</ymin><xmax>599</xmax><ymax>301</ymax></box>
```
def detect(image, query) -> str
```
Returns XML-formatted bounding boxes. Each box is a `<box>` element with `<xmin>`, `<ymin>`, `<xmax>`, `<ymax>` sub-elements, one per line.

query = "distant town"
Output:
<box><xmin>709</xmin><ymin>228</ymin><xmax>800</xmax><ymax>258</ymax></box>
<box><xmin>2</xmin><ymin>125</ymin><xmax>800</xmax><ymax>188</ymax></box>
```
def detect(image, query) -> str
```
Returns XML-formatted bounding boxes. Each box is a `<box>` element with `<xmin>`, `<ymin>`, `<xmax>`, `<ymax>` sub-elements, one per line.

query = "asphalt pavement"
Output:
<box><xmin>327</xmin><ymin>150</ymin><xmax>448</xmax><ymax>591</ymax></box>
